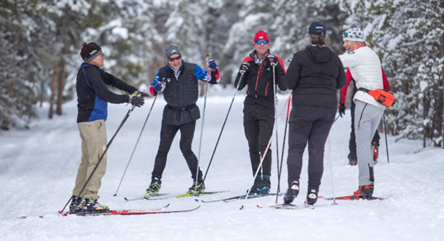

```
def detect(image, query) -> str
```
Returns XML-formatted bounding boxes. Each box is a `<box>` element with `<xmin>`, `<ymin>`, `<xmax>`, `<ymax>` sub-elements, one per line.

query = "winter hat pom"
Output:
<box><xmin>80</xmin><ymin>42</ymin><xmax>102</xmax><ymax>62</ymax></box>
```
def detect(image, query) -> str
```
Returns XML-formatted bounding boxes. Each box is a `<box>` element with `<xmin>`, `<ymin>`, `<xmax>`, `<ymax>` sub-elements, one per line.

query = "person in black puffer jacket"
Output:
<box><xmin>144</xmin><ymin>45</ymin><xmax>220</xmax><ymax>197</ymax></box>
<box><xmin>234</xmin><ymin>30</ymin><xmax>287</xmax><ymax>195</ymax></box>
<box><xmin>283</xmin><ymin>22</ymin><xmax>346</xmax><ymax>206</ymax></box>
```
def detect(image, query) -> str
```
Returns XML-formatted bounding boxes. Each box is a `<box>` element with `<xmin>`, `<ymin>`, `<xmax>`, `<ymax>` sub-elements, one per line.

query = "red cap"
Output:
<box><xmin>254</xmin><ymin>30</ymin><xmax>269</xmax><ymax>42</ymax></box>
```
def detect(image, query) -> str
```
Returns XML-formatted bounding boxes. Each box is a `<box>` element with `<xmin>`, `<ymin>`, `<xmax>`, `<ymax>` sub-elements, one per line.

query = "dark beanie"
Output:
<box><xmin>308</xmin><ymin>22</ymin><xmax>327</xmax><ymax>36</ymax></box>
<box><xmin>165</xmin><ymin>45</ymin><xmax>181</xmax><ymax>59</ymax></box>
<box><xmin>80</xmin><ymin>42</ymin><xmax>102</xmax><ymax>62</ymax></box>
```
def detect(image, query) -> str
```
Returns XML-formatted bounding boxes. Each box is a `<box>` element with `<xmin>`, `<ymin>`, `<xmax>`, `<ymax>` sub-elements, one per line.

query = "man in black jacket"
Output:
<box><xmin>234</xmin><ymin>30</ymin><xmax>287</xmax><ymax>195</ymax></box>
<box><xmin>145</xmin><ymin>45</ymin><xmax>220</xmax><ymax>197</ymax></box>
<box><xmin>283</xmin><ymin>22</ymin><xmax>346</xmax><ymax>205</ymax></box>
<box><xmin>70</xmin><ymin>42</ymin><xmax>147</xmax><ymax>213</ymax></box>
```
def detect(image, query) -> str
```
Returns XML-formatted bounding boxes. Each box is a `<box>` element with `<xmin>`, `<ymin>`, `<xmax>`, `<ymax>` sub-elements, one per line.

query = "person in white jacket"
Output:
<box><xmin>338</xmin><ymin>27</ymin><xmax>385</xmax><ymax>198</ymax></box>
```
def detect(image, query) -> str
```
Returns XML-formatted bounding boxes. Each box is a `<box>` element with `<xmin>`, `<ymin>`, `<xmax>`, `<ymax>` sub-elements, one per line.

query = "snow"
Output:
<box><xmin>1</xmin><ymin>88</ymin><xmax>444</xmax><ymax>241</ymax></box>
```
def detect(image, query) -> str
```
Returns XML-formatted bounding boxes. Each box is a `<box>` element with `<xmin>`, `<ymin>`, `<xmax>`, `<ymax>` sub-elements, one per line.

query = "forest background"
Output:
<box><xmin>1</xmin><ymin>0</ymin><xmax>443</xmax><ymax>148</ymax></box>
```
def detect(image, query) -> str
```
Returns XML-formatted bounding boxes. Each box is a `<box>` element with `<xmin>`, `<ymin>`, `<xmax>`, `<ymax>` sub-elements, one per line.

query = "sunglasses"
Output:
<box><xmin>255</xmin><ymin>40</ymin><xmax>269</xmax><ymax>45</ymax></box>
<box><xmin>169</xmin><ymin>56</ymin><xmax>181</xmax><ymax>61</ymax></box>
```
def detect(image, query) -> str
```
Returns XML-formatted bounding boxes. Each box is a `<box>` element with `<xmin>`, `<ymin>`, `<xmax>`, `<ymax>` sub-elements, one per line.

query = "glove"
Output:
<box><xmin>267</xmin><ymin>54</ymin><xmax>276</xmax><ymax>66</ymax></box>
<box><xmin>338</xmin><ymin>103</ymin><xmax>346</xmax><ymax>117</ymax></box>
<box><xmin>154</xmin><ymin>81</ymin><xmax>166</xmax><ymax>92</ymax></box>
<box><xmin>129</xmin><ymin>95</ymin><xmax>145</xmax><ymax>107</ymax></box>
<box><xmin>132</xmin><ymin>91</ymin><xmax>149</xmax><ymax>98</ymax></box>
<box><xmin>208</xmin><ymin>59</ymin><xmax>217</xmax><ymax>70</ymax></box>
<box><xmin>240</xmin><ymin>62</ymin><xmax>249</xmax><ymax>74</ymax></box>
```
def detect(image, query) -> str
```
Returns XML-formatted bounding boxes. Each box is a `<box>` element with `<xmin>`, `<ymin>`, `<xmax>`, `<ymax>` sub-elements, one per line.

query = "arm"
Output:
<box><xmin>274</xmin><ymin>56</ymin><xmax>287</xmax><ymax>91</ymax></box>
<box><xmin>340</xmin><ymin>69</ymin><xmax>353</xmax><ymax>104</ymax></box>
<box><xmin>84</xmin><ymin>67</ymin><xmax>131</xmax><ymax>104</ymax></box>
<box><xmin>284</xmin><ymin>54</ymin><xmax>300</xmax><ymax>90</ymax></box>
<box><xmin>194</xmin><ymin>65</ymin><xmax>219</xmax><ymax>85</ymax></box>
<box><xmin>338</xmin><ymin>51</ymin><xmax>361</xmax><ymax>68</ymax></box>
<box><xmin>101</xmin><ymin>70</ymin><xmax>138</xmax><ymax>95</ymax></box>
<box><xmin>382</xmin><ymin>67</ymin><xmax>390</xmax><ymax>91</ymax></box>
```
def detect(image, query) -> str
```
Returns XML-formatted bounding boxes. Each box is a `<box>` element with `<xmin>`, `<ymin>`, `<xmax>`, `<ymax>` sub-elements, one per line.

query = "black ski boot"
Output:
<box><xmin>145</xmin><ymin>177</ymin><xmax>162</xmax><ymax>198</ymax></box>
<box><xmin>284</xmin><ymin>181</ymin><xmax>299</xmax><ymax>204</ymax></box>
<box><xmin>69</xmin><ymin>196</ymin><xmax>83</xmax><ymax>213</ymax></box>
<box><xmin>248</xmin><ymin>176</ymin><xmax>262</xmax><ymax>195</ymax></box>
<box><xmin>258</xmin><ymin>175</ymin><xmax>271</xmax><ymax>195</ymax></box>
<box><xmin>306</xmin><ymin>187</ymin><xmax>319</xmax><ymax>205</ymax></box>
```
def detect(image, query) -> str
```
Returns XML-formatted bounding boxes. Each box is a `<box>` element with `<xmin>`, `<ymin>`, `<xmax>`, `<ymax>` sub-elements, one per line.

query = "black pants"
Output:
<box><xmin>243</xmin><ymin>104</ymin><xmax>275</xmax><ymax>177</ymax></box>
<box><xmin>287</xmin><ymin>106</ymin><xmax>336</xmax><ymax>189</ymax></box>
<box><xmin>349</xmin><ymin>98</ymin><xmax>380</xmax><ymax>159</ymax></box>
<box><xmin>151</xmin><ymin>121</ymin><xmax>202</xmax><ymax>181</ymax></box>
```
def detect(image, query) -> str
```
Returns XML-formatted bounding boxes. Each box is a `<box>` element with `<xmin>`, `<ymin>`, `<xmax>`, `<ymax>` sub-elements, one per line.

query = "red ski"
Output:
<box><xmin>322</xmin><ymin>195</ymin><xmax>386</xmax><ymax>201</ymax></box>
<box><xmin>59</xmin><ymin>205</ymin><xmax>200</xmax><ymax>216</ymax></box>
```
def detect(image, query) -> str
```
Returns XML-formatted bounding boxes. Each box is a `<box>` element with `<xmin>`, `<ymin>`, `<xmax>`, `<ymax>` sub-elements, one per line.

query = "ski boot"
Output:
<box><xmin>372</xmin><ymin>141</ymin><xmax>379</xmax><ymax>164</ymax></box>
<box><xmin>187</xmin><ymin>179</ymin><xmax>205</xmax><ymax>195</ymax></box>
<box><xmin>69</xmin><ymin>196</ymin><xmax>83</xmax><ymax>214</ymax></box>
<box><xmin>306</xmin><ymin>187</ymin><xmax>319</xmax><ymax>205</ymax></box>
<box><xmin>283</xmin><ymin>181</ymin><xmax>299</xmax><ymax>204</ymax></box>
<box><xmin>145</xmin><ymin>177</ymin><xmax>162</xmax><ymax>198</ymax></box>
<box><xmin>248</xmin><ymin>176</ymin><xmax>262</xmax><ymax>195</ymax></box>
<box><xmin>353</xmin><ymin>185</ymin><xmax>374</xmax><ymax>198</ymax></box>
<box><xmin>82</xmin><ymin>199</ymin><xmax>109</xmax><ymax>213</ymax></box>
<box><xmin>257</xmin><ymin>175</ymin><xmax>271</xmax><ymax>195</ymax></box>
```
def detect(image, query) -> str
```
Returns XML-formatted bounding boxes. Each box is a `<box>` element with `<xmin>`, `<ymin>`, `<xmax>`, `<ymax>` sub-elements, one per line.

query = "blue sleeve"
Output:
<box><xmin>194</xmin><ymin>65</ymin><xmax>209</xmax><ymax>82</ymax></box>
<box><xmin>150</xmin><ymin>72</ymin><xmax>161</xmax><ymax>86</ymax></box>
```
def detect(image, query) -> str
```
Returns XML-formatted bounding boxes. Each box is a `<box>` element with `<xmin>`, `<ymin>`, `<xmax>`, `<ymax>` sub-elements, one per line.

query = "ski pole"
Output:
<box><xmin>271</xmin><ymin>62</ymin><xmax>281</xmax><ymax>197</ymax></box>
<box><xmin>275</xmin><ymin>93</ymin><xmax>291</xmax><ymax>204</ymax></box>
<box><xmin>113</xmin><ymin>95</ymin><xmax>158</xmax><ymax>196</ymax></box>
<box><xmin>202</xmin><ymin>67</ymin><xmax>248</xmax><ymax>182</ymax></box>
<box><xmin>383</xmin><ymin>112</ymin><xmax>390</xmax><ymax>163</ymax></box>
<box><xmin>327</xmin><ymin>133</ymin><xmax>337</xmax><ymax>205</ymax></box>
<box><xmin>59</xmin><ymin>105</ymin><xmax>137</xmax><ymax>214</ymax></box>
<box><xmin>194</xmin><ymin>54</ymin><xmax>211</xmax><ymax>194</ymax></box>
<box><xmin>245</xmin><ymin>91</ymin><xmax>292</xmax><ymax>199</ymax></box>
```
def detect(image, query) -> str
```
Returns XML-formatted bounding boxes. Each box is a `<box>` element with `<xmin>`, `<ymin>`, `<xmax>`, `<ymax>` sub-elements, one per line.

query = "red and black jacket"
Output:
<box><xmin>234</xmin><ymin>50</ymin><xmax>287</xmax><ymax>108</ymax></box>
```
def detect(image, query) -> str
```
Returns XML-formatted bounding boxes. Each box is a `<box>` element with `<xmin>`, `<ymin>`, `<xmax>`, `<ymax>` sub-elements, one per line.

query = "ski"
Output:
<box><xmin>17</xmin><ymin>204</ymin><xmax>171</xmax><ymax>219</ymax></box>
<box><xmin>124</xmin><ymin>190</ymin><xmax>228</xmax><ymax>201</ymax></box>
<box><xmin>124</xmin><ymin>193</ymin><xmax>169</xmax><ymax>201</ymax></box>
<box><xmin>61</xmin><ymin>205</ymin><xmax>200</xmax><ymax>216</ymax></box>
<box><xmin>322</xmin><ymin>195</ymin><xmax>386</xmax><ymax>201</ymax></box>
<box><xmin>257</xmin><ymin>203</ymin><xmax>299</xmax><ymax>210</ymax></box>
<box><xmin>201</xmin><ymin>193</ymin><xmax>279</xmax><ymax>203</ymax></box>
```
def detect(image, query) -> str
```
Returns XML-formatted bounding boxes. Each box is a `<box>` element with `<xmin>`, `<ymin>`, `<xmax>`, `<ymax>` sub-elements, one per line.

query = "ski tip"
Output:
<box><xmin>124</xmin><ymin>197</ymin><xmax>129</xmax><ymax>201</ymax></box>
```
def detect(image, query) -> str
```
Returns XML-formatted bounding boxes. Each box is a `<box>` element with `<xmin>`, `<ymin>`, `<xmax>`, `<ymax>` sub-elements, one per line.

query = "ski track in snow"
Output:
<box><xmin>1</xmin><ymin>88</ymin><xmax>443</xmax><ymax>241</ymax></box>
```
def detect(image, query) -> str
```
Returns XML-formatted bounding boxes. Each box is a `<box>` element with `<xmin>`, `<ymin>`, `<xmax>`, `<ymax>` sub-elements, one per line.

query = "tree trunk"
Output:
<box><xmin>56</xmin><ymin>58</ymin><xmax>66</xmax><ymax>115</ymax></box>
<box><xmin>48</xmin><ymin>61</ymin><xmax>59</xmax><ymax>119</ymax></box>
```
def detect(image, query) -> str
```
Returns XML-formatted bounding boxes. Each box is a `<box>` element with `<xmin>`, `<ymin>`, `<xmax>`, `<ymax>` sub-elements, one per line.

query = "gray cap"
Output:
<box><xmin>165</xmin><ymin>45</ymin><xmax>181</xmax><ymax>59</ymax></box>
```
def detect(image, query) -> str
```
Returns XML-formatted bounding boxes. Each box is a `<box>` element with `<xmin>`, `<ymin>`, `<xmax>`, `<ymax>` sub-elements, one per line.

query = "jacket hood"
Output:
<box><xmin>305</xmin><ymin>45</ymin><xmax>332</xmax><ymax>63</ymax></box>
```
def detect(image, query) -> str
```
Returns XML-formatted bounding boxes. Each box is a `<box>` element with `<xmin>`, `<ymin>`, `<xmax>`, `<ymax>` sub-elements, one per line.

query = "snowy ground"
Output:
<box><xmin>1</xmin><ymin>87</ymin><xmax>443</xmax><ymax>241</ymax></box>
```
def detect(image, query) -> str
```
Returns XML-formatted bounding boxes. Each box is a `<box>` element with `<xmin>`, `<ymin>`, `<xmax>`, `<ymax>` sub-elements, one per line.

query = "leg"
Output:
<box><xmin>73</xmin><ymin>120</ymin><xmax>107</xmax><ymax>200</ymax></box>
<box><xmin>348</xmin><ymin>99</ymin><xmax>357</xmax><ymax>164</ymax></box>
<box><xmin>178</xmin><ymin>121</ymin><xmax>202</xmax><ymax>181</ymax></box>
<box><xmin>151</xmin><ymin>123</ymin><xmax>179</xmax><ymax>180</ymax></box>
<box><xmin>243</xmin><ymin>105</ymin><xmax>261</xmax><ymax>177</ymax></box>
<box><xmin>354</xmin><ymin>101</ymin><xmax>384</xmax><ymax>186</ymax></box>
<box><xmin>257</xmin><ymin>106</ymin><xmax>275</xmax><ymax>177</ymax></box>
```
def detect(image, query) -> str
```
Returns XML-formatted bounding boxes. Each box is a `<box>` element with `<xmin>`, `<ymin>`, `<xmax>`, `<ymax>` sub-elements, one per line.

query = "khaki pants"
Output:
<box><xmin>73</xmin><ymin>119</ymin><xmax>107</xmax><ymax>200</ymax></box>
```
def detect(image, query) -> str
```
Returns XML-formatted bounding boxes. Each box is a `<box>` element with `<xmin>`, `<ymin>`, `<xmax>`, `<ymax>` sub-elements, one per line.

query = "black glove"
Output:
<box><xmin>267</xmin><ymin>54</ymin><xmax>277</xmax><ymax>66</ymax></box>
<box><xmin>338</xmin><ymin>103</ymin><xmax>346</xmax><ymax>117</ymax></box>
<box><xmin>133</xmin><ymin>91</ymin><xmax>149</xmax><ymax>98</ymax></box>
<box><xmin>130</xmin><ymin>95</ymin><xmax>145</xmax><ymax>107</ymax></box>
<box><xmin>240</xmin><ymin>62</ymin><xmax>249</xmax><ymax>73</ymax></box>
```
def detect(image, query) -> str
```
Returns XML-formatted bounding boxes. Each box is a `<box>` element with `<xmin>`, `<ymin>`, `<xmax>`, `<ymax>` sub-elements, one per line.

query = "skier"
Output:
<box><xmin>339</xmin><ymin>67</ymin><xmax>390</xmax><ymax>165</ymax></box>
<box><xmin>70</xmin><ymin>42</ymin><xmax>147</xmax><ymax>213</ymax></box>
<box><xmin>144</xmin><ymin>45</ymin><xmax>220</xmax><ymax>198</ymax></box>
<box><xmin>234</xmin><ymin>30</ymin><xmax>287</xmax><ymax>195</ymax></box>
<box><xmin>338</xmin><ymin>26</ymin><xmax>386</xmax><ymax>198</ymax></box>
<box><xmin>282</xmin><ymin>22</ymin><xmax>346</xmax><ymax>205</ymax></box>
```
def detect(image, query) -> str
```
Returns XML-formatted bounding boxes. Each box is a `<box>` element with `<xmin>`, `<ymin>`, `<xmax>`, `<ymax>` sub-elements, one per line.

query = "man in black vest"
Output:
<box><xmin>145</xmin><ymin>45</ymin><xmax>220</xmax><ymax>197</ymax></box>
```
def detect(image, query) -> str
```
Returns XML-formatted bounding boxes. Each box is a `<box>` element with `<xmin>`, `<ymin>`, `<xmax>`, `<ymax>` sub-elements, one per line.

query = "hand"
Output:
<box><xmin>154</xmin><ymin>82</ymin><xmax>166</xmax><ymax>92</ymax></box>
<box><xmin>130</xmin><ymin>95</ymin><xmax>145</xmax><ymax>107</ymax></box>
<box><xmin>149</xmin><ymin>86</ymin><xmax>157</xmax><ymax>96</ymax></box>
<box><xmin>208</xmin><ymin>59</ymin><xmax>217</xmax><ymax>70</ymax></box>
<box><xmin>240</xmin><ymin>62</ymin><xmax>249</xmax><ymax>74</ymax></box>
<box><xmin>132</xmin><ymin>91</ymin><xmax>149</xmax><ymax>98</ymax></box>
<box><xmin>338</xmin><ymin>103</ymin><xmax>346</xmax><ymax>117</ymax></box>
<box><xmin>267</xmin><ymin>54</ymin><xmax>276</xmax><ymax>66</ymax></box>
